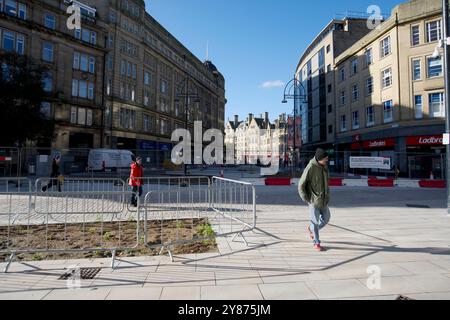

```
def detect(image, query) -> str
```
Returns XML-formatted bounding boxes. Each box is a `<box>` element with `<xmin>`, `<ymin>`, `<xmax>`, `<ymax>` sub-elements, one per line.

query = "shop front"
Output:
<box><xmin>406</xmin><ymin>135</ymin><xmax>445</xmax><ymax>179</ymax></box>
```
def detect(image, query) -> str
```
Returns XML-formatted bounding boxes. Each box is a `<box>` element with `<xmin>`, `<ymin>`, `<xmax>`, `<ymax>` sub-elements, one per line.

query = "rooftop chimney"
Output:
<box><xmin>248</xmin><ymin>113</ymin><xmax>254</xmax><ymax>123</ymax></box>
<box><xmin>264</xmin><ymin>112</ymin><xmax>269</xmax><ymax>123</ymax></box>
<box><xmin>234</xmin><ymin>115</ymin><xmax>239</xmax><ymax>127</ymax></box>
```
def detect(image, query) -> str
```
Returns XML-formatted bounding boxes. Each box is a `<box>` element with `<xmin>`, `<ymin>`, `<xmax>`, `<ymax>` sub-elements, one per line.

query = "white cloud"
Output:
<box><xmin>260</xmin><ymin>80</ymin><xmax>285</xmax><ymax>89</ymax></box>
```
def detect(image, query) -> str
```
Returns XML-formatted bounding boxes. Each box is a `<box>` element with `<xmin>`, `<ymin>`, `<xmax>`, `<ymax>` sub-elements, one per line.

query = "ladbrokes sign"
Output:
<box><xmin>407</xmin><ymin>135</ymin><xmax>443</xmax><ymax>146</ymax></box>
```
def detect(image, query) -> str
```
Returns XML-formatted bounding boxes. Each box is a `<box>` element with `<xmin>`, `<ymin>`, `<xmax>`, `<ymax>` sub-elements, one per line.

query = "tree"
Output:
<box><xmin>0</xmin><ymin>52</ymin><xmax>55</xmax><ymax>146</ymax></box>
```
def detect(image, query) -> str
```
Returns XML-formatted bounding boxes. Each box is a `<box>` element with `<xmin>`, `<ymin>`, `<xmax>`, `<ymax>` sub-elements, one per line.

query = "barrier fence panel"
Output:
<box><xmin>211</xmin><ymin>177</ymin><xmax>257</xmax><ymax>244</ymax></box>
<box><xmin>0</xmin><ymin>147</ymin><xmax>20</xmax><ymax>177</ymax></box>
<box><xmin>125</xmin><ymin>176</ymin><xmax>211</xmax><ymax>214</ymax></box>
<box><xmin>0</xmin><ymin>177</ymin><xmax>32</xmax><ymax>193</ymax></box>
<box><xmin>35</xmin><ymin>178</ymin><xmax>126</xmax><ymax>193</ymax></box>
<box><xmin>143</xmin><ymin>176</ymin><xmax>256</xmax><ymax>260</ymax></box>
<box><xmin>0</xmin><ymin>191</ymin><xmax>139</xmax><ymax>272</ymax></box>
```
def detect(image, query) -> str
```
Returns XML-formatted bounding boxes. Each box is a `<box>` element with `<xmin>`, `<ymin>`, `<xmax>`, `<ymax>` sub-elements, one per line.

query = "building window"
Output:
<box><xmin>89</xmin><ymin>56</ymin><xmax>95</xmax><ymax>73</ymax></box>
<box><xmin>365</xmin><ymin>48</ymin><xmax>373</xmax><ymax>67</ymax></box>
<box><xmin>160</xmin><ymin>118</ymin><xmax>170</xmax><ymax>135</ymax></box>
<box><xmin>1</xmin><ymin>30</ymin><xmax>24</xmax><ymax>54</ymax></box>
<box><xmin>75</xmin><ymin>28</ymin><xmax>97</xmax><ymax>45</ymax></box>
<box><xmin>339</xmin><ymin>66</ymin><xmax>345</xmax><ymax>82</ymax></box>
<box><xmin>132</xmin><ymin>64</ymin><xmax>137</xmax><ymax>79</ymax></box>
<box><xmin>144</xmin><ymin>72</ymin><xmax>151</xmax><ymax>86</ymax></box>
<box><xmin>380</xmin><ymin>36</ymin><xmax>391</xmax><ymax>58</ymax></box>
<box><xmin>73</xmin><ymin>52</ymin><xmax>95</xmax><ymax>73</ymax></box>
<box><xmin>326</xmin><ymin>45</ymin><xmax>330</xmax><ymax>53</ymax></box>
<box><xmin>327</xmin><ymin>84</ymin><xmax>332</xmax><ymax>93</ymax></box>
<box><xmin>42</xmin><ymin>72</ymin><xmax>52</xmax><ymax>92</ymax></box>
<box><xmin>4</xmin><ymin>1</ymin><xmax>26</xmax><ymax>19</ymax></box>
<box><xmin>414</xmin><ymin>95</ymin><xmax>423</xmax><ymax>119</ymax></box>
<box><xmin>366</xmin><ymin>106</ymin><xmax>374</xmax><ymax>126</ymax></box>
<box><xmin>340</xmin><ymin>115</ymin><xmax>347</xmax><ymax>132</ymax></box>
<box><xmin>426</xmin><ymin>20</ymin><xmax>442</xmax><ymax>43</ymax></box>
<box><xmin>429</xmin><ymin>92</ymin><xmax>445</xmax><ymax>118</ymax></box>
<box><xmin>109</xmin><ymin>10</ymin><xmax>117</xmax><ymax>24</ymax></box>
<box><xmin>119</xmin><ymin>108</ymin><xmax>136</xmax><ymax>129</ymax></box>
<box><xmin>340</xmin><ymin>90</ymin><xmax>346</xmax><ymax>106</ymax></box>
<box><xmin>121</xmin><ymin>60</ymin><xmax>126</xmax><ymax>75</ymax></box>
<box><xmin>382</xmin><ymin>68</ymin><xmax>392</xmax><ymax>88</ymax></box>
<box><xmin>412</xmin><ymin>59</ymin><xmax>421</xmax><ymax>80</ymax></box>
<box><xmin>161</xmin><ymin>80</ymin><xmax>168</xmax><ymax>94</ymax></box>
<box><xmin>327</xmin><ymin>64</ymin><xmax>331</xmax><ymax>73</ymax></box>
<box><xmin>40</xmin><ymin>102</ymin><xmax>51</xmax><ymax>118</ymax></box>
<box><xmin>328</xmin><ymin>125</ymin><xmax>332</xmax><ymax>134</ymax></box>
<box><xmin>351</xmin><ymin>84</ymin><xmax>359</xmax><ymax>102</ymax></box>
<box><xmin>70</xmin><ymin>107</ymin><xmax>93</xmax><ymax>126</ymax></box>
<box><xmin>366</xmin><ymin>76</ymin><xmax>374</xmax><ymax>96</ymax></box>
<box><xmin>427</xmin><ymin>56</ymin><xmax>442</xmax><ymax>78</ymax></box>
<box><xmin>350</xmin><ymin>58</ymin><xmax>358</xmax><ymax>76</ymax></box>
<box><xmin>42</xmin><ymin>42</ymin><xmax>53</xmax><ymax>62</ymax></box>
<box><xmin>352</xmin><ymin>111</ymin><xmax>359</xmax><ymax>129</ymax></box>
<box><xmin>143</xmin><ymin>114</ymin><xmax>150</xmax><ymax>132</ymax></box>
<box><xmin>328</xmin><ymin>104</ymin><xmax>332</xmax><ymax>113</ymax></box>
<box><xmin>72</xmin><ymin>79</ymin><xmax>94</xmax><ymax>100</ymax></box>
<box><xmin>44</xmin><ymin>13</ymin><xmax>56</xmax><ymax>30</ymax></box>
<box><xmin>383</xmin><ymin>100</ymin><xmax>393</xmax><ymax>123</ymax></box>
<box><xmin>411</xmin><ymin>25</ymin><xmax>420</xmax><ymax>46</ymax></box>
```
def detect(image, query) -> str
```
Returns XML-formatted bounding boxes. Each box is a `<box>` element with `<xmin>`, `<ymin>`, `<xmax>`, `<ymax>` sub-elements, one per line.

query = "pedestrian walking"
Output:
<box><xmin>298</xmin><ymin>148</ymin><xmax>331</xmax><ymax>251</ymax></box>
<box><xmin>41</xmin><ymin>155</ymin><xmax>62</xmax><ymax>192</ymax></box>
<box><xmin>129</xmin><ymin>156</ymin><xmax>144</xmax><ymax>207</ymax></box>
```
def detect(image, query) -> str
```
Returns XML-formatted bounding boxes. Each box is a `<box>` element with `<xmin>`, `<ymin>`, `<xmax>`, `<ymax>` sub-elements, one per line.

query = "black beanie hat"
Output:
<box><xmin>315</xmin><ymin>148</ymin><xmax>329</xmax><ymax>161</ymax></box>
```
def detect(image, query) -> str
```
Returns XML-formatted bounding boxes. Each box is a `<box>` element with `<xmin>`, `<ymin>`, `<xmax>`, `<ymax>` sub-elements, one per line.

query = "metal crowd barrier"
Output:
<box><xmin>0</xmin><ymin>177</ymin><xmax>32</xmax><ymax>193</ymax></box>
<box><xmin>211</xmin><ymin>177</ymin><xmax>257</xmax><ymax>246</ymax></box>
<box><xmin>143</xmin><ymin>177</ymin><xmax>256</xmax><ymax>261</ymax></box>
<box><xmin>0</xmin><ymin>176</ymin><xmax>257</xmax><ymax>269</ymax></box>
<box><xmin>35</xmin><ymin>177</ymin><xmax>126</xmax><ymax>193</ymax></box>
<box><xmin>0</xmin><ymin>190</ymin><xmax>139</xmax><ymax>272</ymax></box>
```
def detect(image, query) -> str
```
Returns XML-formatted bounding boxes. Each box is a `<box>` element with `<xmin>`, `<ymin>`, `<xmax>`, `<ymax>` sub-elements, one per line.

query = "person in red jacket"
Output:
<box><xmin>129</xmin><ymin>157</ymin><xmax>144</xmax><ymax>207</ymax></box>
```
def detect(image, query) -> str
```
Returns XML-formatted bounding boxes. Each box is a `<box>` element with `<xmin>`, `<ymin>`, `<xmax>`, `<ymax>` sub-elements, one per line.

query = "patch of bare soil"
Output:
<box><xmin>0</xmin><ymin>218</ymin><xmax>217</xmax><ymax>262</ymax></box>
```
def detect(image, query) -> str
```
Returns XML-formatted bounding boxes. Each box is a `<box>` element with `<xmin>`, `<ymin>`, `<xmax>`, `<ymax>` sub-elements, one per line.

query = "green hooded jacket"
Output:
<box><xmin>298</xmin><ymin>157</ymin><xmax>330</xmax><ymax>209</ymax></box>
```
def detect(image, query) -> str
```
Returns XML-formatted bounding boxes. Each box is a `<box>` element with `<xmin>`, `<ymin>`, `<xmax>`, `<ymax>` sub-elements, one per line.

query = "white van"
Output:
<box><xmin>88</xmin><ymin>149</ymin><xmax>135</xmax><ymax>171</ymax></box>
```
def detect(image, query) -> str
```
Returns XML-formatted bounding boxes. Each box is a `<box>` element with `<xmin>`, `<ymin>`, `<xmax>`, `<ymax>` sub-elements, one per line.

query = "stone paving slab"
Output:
<box><xmin>0</xmin><ymin>187</ymin><xmax>449</xmax><ymax>300</ymax></box>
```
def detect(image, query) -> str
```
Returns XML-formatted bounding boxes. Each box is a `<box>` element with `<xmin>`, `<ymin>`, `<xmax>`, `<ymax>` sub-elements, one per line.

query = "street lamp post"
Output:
<box><xmin>442</xmin><ymin>0</ymin><xmax>450</xmax><ymax>214</ymax></box>
<box><xmin>282</xmin><ymin>78</ymin><xmax>307</xmax><ymax>177</ymax></box>
<box><xmin>175</xmin><ymin>76</ymin><xmax>200</xmax><ymax>176</ymax></box>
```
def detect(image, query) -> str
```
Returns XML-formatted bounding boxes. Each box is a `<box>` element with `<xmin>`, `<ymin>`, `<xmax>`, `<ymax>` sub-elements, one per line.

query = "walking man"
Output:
<box><xmin>298</xmin><ymin>148</ymin><xmax>331</xmax><ymax>251</ymax></box>
<box><xmin>129</xmin><ymin>156</ymin><xmax>144</xmax><ymax>207</ymax></box>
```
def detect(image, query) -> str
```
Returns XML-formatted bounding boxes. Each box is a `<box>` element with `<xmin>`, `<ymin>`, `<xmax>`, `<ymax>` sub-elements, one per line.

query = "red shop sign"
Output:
<box><xmin>407</xmin><ymin>135</ymin><xmax>443</xmax><ymax>146</ymax></box>
<box><xmin>363</xmin><ymin>138</ymin><xmax>395</xmax><ymax>149</ymax></box>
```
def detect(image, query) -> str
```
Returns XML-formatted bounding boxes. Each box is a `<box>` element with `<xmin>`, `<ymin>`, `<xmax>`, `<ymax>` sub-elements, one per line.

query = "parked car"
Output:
<box><xmin>88</xmin><ymin>149</ymin><xmax>135</xmax><ymax>172</ymax></box>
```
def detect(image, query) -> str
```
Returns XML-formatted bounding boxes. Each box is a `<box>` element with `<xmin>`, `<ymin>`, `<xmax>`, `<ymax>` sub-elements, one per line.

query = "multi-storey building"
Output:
<box><xmin>1</xmin><ymin>0</ymin><xmax>226</xmax><ymax>164</ymax></box>
<box><xmin>0</xmin><ymin>0</ymin><xmax>108</xmax><ymax>149</ymax></box>
<box><xmin>295</xmin><ymin>17</ymin><xmax>372</xmax><ymax>153</ymax></box>
<box><xmin>224</xmin><ymin>112</ymin><xmax>287</xmax><ymax>165</ymax></box>
<box><xmin>91</xmin><ymin>0</ymin><xmax>225</xmax><ymax>160</ymax></box>
<box><xmin>334</xmin><ymin>0</ymin><xmax>445</xmax><ymax>177</ymax></box>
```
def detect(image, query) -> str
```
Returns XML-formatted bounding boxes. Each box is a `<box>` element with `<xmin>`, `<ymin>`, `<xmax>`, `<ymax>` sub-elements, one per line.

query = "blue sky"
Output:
<box><xmin>147</xmin><ymin>0</ymin><xmax>402</xmax><ymax>123</ymax></box>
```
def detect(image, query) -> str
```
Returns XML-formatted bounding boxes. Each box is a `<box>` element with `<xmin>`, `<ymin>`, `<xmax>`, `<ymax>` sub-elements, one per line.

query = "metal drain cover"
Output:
<box><xmin>396</xmin><ymin>295</ymin><xmax>415</xmax><ymax>300</ymax></box>
<box><xmin>59</xmin><ymin>267</ymin><xmax>101</xmax><ymax>280</ymax></box>
<box><xmin>406</xmin><ymin>204</ymin><xmax>430</xmax><ymax>209</ymax></box>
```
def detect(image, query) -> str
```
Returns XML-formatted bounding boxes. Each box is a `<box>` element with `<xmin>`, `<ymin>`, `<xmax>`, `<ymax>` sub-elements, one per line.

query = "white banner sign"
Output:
<box><xmin>350</xmin><ymin>157</ymin><xmax>391</xmax><ymax>170</ymax></box>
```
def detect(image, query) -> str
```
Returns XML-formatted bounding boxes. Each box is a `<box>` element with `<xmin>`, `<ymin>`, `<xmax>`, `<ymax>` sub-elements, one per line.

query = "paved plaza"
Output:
<box><xmin>0</xmin><ymin>186</ymin><xmax>449</xmax><ymax>300</ymax></box>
